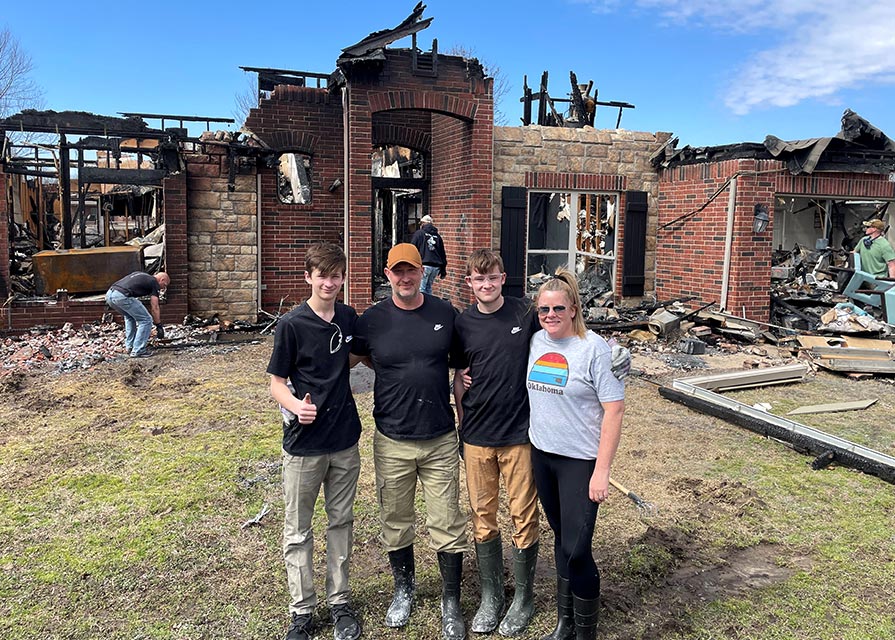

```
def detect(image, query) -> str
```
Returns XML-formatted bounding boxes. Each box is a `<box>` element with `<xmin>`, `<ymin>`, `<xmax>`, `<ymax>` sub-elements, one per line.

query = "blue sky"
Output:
<box><xmin>4</xmin><ymin>0</ymin><xmax>895</xmax><ymax>147</ymax></box>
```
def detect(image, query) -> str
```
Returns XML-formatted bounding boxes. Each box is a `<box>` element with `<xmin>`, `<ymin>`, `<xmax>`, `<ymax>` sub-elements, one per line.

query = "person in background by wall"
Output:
<box><xmin>527</xmin><ymin>269</ymin><xmax>624</xmax><ymax>640</ymax></box>
<box><xmin>105</xmin><ymin>271</ymin><xmax>169</xmax><ymax>358</ymax></box>
<box><xmin>854</xmin><ymin>218</ymin><xmax>895</xmax><ymax>278</ymax></box>
<box><xmin>411</xmin><ymin>214</ymin><xmax>447</xmax><ymax>294</ymax></box>
<box><xmin>267</xmin><ymin>243</ymin><xmax>364</xmax><ymax>640</ymax></box>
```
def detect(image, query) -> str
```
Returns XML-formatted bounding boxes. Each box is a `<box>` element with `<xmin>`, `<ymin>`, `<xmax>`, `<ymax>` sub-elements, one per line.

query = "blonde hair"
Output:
<box><xmin>536</xmin><ymin>268</ymin><xmax>587</xmax><ymax>338</ymax></box>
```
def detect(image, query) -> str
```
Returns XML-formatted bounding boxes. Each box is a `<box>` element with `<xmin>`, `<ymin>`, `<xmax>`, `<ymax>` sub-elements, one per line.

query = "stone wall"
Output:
<box><xmin>492</xmin><ymin>126</ymin><xmax>667</xmax><ymax>301</ymax></box>
<box><xmin>185</xmin><ymin>146</ymin><xmax>258</xmax><ymax>321</ymax></box>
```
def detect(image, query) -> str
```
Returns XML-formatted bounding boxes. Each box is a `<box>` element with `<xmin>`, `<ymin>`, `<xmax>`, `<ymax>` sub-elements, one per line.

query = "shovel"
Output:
<box><xmin>609</xmin><ymin>477</ymin><xmax>658</xmax><ymax>519</ymax></box>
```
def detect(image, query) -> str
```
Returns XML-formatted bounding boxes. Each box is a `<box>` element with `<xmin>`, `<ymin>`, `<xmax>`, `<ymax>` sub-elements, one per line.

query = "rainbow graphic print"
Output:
<box><xmin>528</xmin><ymin>352</ymin><xmax>569</xmax><ymax>387</ymax></box>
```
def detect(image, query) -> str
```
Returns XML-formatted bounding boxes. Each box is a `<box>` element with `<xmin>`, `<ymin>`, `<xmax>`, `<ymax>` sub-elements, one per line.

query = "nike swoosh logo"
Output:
<box><xmin>434</xmin><ymin>324</ymin><xmax>444</xmax><ymax>331</ymax></box>
<box><xmin>511</xmin><ymin>327</ymin><xmax>522</xmax><ymax>334</ymax></box>
<box><xmin>345</xmin><ymin>335</ymin><xmax>353</xmax><ymax>342</ymax></box>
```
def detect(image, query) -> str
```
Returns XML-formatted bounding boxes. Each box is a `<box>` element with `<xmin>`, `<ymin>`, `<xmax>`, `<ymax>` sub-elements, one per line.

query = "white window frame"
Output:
<box><xmin>525</xmin><ymin>190</ymin><xmax>620</xmax><ymax>291</ymax></box>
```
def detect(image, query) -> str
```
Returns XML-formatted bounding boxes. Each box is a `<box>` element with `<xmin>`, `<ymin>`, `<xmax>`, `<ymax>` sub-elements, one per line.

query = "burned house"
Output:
<box><xmin>0</xmin><ymin>110</ymin><xmax>196</xmax><ymax>330</ymax></box>
<box><xmin>653</xmin><ymin>109</ymin><xmax>895</xmax><ymax>323</ymax></box>
<box><xmin>3</xmin><ymin>4</ymin><xmax>893</xmax><ymax>335</ymax></box>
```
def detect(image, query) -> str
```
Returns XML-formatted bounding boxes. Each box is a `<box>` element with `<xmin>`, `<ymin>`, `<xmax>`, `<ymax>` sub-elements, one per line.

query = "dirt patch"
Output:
<box><xmin>603</xmin><ymin>524</ymin><xmax>811</xmax><ymax>639</ymax></box>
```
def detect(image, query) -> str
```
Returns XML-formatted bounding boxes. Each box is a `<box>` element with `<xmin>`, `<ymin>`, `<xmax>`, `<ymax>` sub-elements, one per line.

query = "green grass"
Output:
<box><xmin>1</xmin><ymin>345</ymin><xmax>894</xmax><ymax>639</ymax></box>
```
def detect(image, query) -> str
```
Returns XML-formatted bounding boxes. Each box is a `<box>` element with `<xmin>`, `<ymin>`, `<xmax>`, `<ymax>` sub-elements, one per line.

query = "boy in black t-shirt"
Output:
<box><xmin>454</xmin><ymin>249</ymin><xmax>631</xmax><ymax>637</ymax></box>
<box><xmin>267</xmin><ymin>244</ymin><xmax>363</xmax><ymax>640</ymax></box>
<box><xmin>453</xmin><ymin>249</ymin><xmax>541</xmax><ymax>636</ymax></box>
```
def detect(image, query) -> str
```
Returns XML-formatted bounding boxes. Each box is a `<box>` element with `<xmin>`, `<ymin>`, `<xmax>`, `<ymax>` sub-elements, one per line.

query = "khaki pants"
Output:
<box><xmin>373</xmin><ymin>429</ymin><xmax>468</xmax><ymax>553</ymax></box>
<box><xmin>464</xmin><ymin>442</ymin><xmax>539</xmax><ymax>548</ymax></box>
<box><xmin>283</xmin><ymin>445</ymin><xmax>360</xmax><ymax>615</ymax></box>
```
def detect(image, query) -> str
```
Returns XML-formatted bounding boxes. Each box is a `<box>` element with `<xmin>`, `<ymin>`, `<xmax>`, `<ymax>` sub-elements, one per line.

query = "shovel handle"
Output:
<box><xmin>609</xmin><ymin>477</ymin><xmax>647</xmax><ymax>508</ymax></box>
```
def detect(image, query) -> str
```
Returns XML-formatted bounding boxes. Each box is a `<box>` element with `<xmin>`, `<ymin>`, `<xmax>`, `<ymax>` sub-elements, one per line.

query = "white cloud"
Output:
<box><xmin>576</xmin><ymin>1</ymin><xmax>895</xmax><ymax>115</ymax></box>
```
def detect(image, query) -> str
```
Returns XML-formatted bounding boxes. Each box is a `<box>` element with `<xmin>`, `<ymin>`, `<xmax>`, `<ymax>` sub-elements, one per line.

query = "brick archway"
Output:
<box><xmin>259</xmin><ymin>130</ymin><xmax>318</xmax><ymax>155</ymax></box>
<box><xmin>372</xmin><ymin>123</ymin><xmax>432</xmax><ymax>152</ymax></box>
<box><xmin>368</xmin><ymin>90</ymin><xmax>477</xmax><ymax>122</ymax></box>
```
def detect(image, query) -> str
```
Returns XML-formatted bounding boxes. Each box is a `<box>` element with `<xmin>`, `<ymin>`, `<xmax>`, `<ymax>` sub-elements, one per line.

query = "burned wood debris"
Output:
<box><xmin>769</xmin><ymin>242</ymin><xmax>894</xmax><ymax>335</ymax></box>
<box><xmin>519</xmin><ymin>71</ymin><xmax>634</xmax><ymax>128</ymax></box>
<box><xmin>0</xmin><ymin>109</ymin><xmax>242</xmax><ymax>301</ymax></box>
<box><xmin>0</xmin><ymin>316</ymin><xmax>266</xmax><ymax>376</ymax></box>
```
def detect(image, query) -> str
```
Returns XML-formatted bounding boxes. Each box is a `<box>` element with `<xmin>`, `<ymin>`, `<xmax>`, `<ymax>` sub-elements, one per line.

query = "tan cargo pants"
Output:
<box><xmin>373</xmin><ymin>429</ymin><xmax>468</xmax><ymax>553</ymax></box>
<box><xmin>464</xmin><ymin>442</ymin><xmax>539</xmax><ymax>548</ymax></box>
<box><xmin>282</xmin><ymin>444</ymin><xmax>360</xmax><ymax>615</ymax></box>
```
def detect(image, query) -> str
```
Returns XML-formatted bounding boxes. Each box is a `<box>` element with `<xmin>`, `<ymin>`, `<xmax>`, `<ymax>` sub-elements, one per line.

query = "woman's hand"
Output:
<box><xmin>589</xmin><ymin>466</ymin><xmax>610</xmax><ymax>503</ymax></box>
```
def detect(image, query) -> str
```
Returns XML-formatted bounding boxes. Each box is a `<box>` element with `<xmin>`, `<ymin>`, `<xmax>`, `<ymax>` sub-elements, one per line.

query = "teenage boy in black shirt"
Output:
<box><xmin>267</xmin><ymin>243</ymin><xmax>363</xmax><ymax>640</ymax></box>
<box><xmin>352</xmin><ymin>243</ymin><xmax>468</xmax><ymax>640</ymax></box>
<box><xmin>453</xmin><ymin>249</ymin><xmax>541</xmax><ymax>637</ymax></box>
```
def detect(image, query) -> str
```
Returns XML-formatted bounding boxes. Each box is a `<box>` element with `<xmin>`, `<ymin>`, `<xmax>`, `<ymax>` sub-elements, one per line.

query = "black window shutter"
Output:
<box><xmin>622</xmin><ymin>190</ymin><xmax>648</xmax><ymax>297</ymax></box>
<box><xmin>500</xmin><ymin>186</ymin><xmax>527</xmax><ymax>298</ymax></box>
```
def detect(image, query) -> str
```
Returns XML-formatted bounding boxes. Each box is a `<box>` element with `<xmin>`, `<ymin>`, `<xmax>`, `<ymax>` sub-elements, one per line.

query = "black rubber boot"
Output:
<box><xmin>471</xmin><ymin>536</ymin><xmax>505</xmax><ymax>633</ymax></box>
<box><xmin>437</xmin><ymin>551</ymin><xmax>467</xmax><ymax>640</ymax></box>
<box><xmin>498</xmin><ymin>541</ymin><xmax>538</xmax><ymax>637</ymax></box>
<box><xmin>385</xmin><ymin>545</ymin><xmax>415</xmax><ymax>628</ymax></box>
<box><xmin>572</xmin><ymin>595</ymin><xmax>599</xmax><ymax>640</ymax></box>
<box><xmin>541</xmin><ymin>575</ymin><xmax>574</xmax><ymax>640</ymax></box>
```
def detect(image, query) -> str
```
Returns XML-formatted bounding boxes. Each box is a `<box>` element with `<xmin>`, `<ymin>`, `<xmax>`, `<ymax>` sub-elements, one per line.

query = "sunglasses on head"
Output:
<box><xmin>537</xmin><ymin>305</ymin><xmax>567</xmax><ymax>315</ymax></box>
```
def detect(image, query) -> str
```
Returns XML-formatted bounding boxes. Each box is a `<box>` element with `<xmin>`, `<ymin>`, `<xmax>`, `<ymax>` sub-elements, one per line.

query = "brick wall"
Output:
<box><xmin>656</xmin><ymin>158</ymin><xmax>895</xmax><ymax>320</ymax></box>
<box><xmin>0</xmin><ymin>170</ymin><xmax>8</xmax><ymax>301</ymax></box>
<box><xmin>657</xmin><ymin>158</ymin><xmax>777</xmax><ymax>320</ymax></box>
<box><xmin>160</xmin><ymin>172</ymin><xmax>189</xmax><ymax>323</ymax></box>
<box><xmin>492</xmin><ymin>126</ymin><xmax>665</xmax><ymax>302</ymax></box>
<box><xmin>345</xmin><ymin>49</ymin><xmax>493</xmax><ymax>310</ymax></box>
<box><xmin>244</xmin><ymin>85</ymin><xmax>346</xmax><ymax>312</ymax></box>
<box><xmin>184</xmin><ymin>146</ymin><xmax>258</xmax><ymax>321</ymax></box>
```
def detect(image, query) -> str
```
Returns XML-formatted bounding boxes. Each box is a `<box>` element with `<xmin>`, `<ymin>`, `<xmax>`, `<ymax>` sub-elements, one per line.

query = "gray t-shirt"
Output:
<box><xmin>527</xmin><ymin>330</ymin><xmax>625</xmax><ymax>460</ymax></box>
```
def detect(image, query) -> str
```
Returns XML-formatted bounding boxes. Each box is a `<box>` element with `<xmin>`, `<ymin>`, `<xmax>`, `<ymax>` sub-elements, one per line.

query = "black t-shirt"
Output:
<box><xmin>455</xmin><ymin>296</ymin><xmax>540</xmax><ymax>447</ymax></box>
<box><xmin>266</xmin><ymin>302</ymin><xmax>361</xmax><ymax>456</ymax></box>
<box><xmin>352</xmin><ymin>294</ymin><xmax>463</xmax><ymax>440</ymax></box>
<box><xmin>110</xmin><ymin>272</ymin><xmax>160</xmax><ymax>298</ymax></box>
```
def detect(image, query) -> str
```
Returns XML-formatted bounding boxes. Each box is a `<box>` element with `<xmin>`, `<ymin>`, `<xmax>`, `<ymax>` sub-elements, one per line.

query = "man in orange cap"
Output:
<box><xmin>352</xmin><ymin>243</ymin><xmax>468</xmax><ymax>640</ymax></box>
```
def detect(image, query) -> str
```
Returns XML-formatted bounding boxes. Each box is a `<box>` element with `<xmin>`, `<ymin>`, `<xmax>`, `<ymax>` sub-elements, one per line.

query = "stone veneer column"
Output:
<box><xmin>185</xmin><ymin>146</ymin><xmax>259</xmax><ymax>321</ymax></box>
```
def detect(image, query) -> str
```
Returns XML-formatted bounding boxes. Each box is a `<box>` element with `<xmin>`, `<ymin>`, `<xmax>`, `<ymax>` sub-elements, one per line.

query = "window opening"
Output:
<box><xmin>526</xmin><ymin>190</ymin><xmax>618</xmax><ymax>296</ymax></box>
<box><xmin>277</xmin><ymin>153</ymin><xmax>312</xmax><ymax>204</ymax></box>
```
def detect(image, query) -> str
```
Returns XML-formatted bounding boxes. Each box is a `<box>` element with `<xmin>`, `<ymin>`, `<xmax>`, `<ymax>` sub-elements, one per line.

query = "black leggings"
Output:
<box><xmin>531</xmin><ymin>446</ymin><xmax>600</xmax><ymax>599</ymax></box>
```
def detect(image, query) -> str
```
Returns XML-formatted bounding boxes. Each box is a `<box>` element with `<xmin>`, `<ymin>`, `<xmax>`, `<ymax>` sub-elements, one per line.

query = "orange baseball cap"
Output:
<box><xmin>387</xmin><ymin>243</ymin><xmax>423</xmax><ymax>269</ymax></box>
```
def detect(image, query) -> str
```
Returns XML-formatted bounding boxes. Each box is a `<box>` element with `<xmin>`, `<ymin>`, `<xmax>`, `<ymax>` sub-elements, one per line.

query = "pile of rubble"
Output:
<box><xmin>769</xmin><ymin>244</ymin><xmax>892</xmax><ymax>334</ymax></box>
<box><xmin>0</xmin><ymin>317</ymin><xmax>257</xmax><ymax>376</ymax></box>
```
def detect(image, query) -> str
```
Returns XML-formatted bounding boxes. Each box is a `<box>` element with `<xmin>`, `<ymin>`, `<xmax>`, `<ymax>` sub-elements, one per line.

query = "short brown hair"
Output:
<box><xmin>305</xmin><ymin>242</ymin><xmax>346</xmax><ymax>276</ymax></box>
<box><xmin>537</xmin><ymin>268</ymin><xmax>587</xmax><ymax>338</ymax></box>
<box><xmin>465</xmin><ymin>248</ymin><xmax>504</xmax><ymax>276</ymax></box>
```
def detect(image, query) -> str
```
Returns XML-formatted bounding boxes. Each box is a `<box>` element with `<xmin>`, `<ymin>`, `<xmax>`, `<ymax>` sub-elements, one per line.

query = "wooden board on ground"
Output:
<box><xmin>815</xmin><ymin>359</ymin><xmax>895</xmax><ymax>374</ymax></box>
<box><xmin>787</xmin><ymin>398</ymin><xmax>878</xmax><ymax>416</ymax></box>
<box><xmin>808</xmin><ymin>347</ymin><xmax>894</xmax><ymax>360</ymax></box>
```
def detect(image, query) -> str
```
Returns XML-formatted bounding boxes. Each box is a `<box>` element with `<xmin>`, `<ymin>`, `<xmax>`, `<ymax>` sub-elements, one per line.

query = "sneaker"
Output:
<box><xmin>331</xmin><ymin>604</ymin><xmax>361</xmax><ymax>640</ymax></box>
<box><xmin>130</xmin><ymin>349</ymin><xmax>154</xmax><ymax>358</ymax></box>
<box><xmin>285</xmin><ymin>612</ymin><xmax>315</xmax><ymax>640</ymax></box>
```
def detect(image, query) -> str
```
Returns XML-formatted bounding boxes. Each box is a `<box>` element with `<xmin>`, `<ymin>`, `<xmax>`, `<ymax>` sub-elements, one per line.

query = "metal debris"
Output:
<box><xmin>241</xmin><ymin>503</ymin><xmax>271</xmax><ymax>529</ymax></box>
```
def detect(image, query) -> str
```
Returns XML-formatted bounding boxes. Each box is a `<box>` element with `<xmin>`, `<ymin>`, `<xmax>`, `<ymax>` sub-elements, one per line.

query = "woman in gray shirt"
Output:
<box><xmin>526</xmin><ymin>269</ymin><xmax>625</xmax><ymax>640</ymax></box>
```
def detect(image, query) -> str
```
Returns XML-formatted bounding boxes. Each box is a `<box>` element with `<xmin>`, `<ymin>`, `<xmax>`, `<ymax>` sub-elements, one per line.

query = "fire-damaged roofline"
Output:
<box><xmin>0</xmin><ymin>110</ymin><xmax>161</xmax><ymax>137</ymax></box>
<box><xmin>340</xmin><ymin>1</ymin><xmax>432</xmax><ymax>59</ymax></box>
<box><xmin>653</xmin><ymin>109</ymin><xmax>895</xmax><ymax>176</ymax></box>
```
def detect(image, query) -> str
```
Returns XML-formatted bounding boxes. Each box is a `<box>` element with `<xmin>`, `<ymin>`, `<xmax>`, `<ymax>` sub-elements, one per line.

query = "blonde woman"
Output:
<box><xmin>526</xmin><ymin>269</ymin><xmax>624</xmax><ymax>640</ymax></box>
